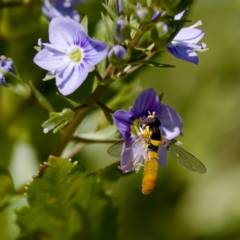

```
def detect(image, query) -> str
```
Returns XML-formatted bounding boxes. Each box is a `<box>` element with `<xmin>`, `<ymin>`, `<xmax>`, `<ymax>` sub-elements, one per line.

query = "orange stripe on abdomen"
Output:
<box><xmin>142</xmin><ymin>151</ymin><xmax>158</xmax><ymax>195</ymax></box>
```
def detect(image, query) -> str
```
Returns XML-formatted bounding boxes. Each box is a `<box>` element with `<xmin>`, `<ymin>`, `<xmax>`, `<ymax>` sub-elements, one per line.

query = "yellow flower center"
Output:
<box><xmin>69</xmin><ymin>47</ymin><xmax>83</xmax><ymax>63</ymax></box>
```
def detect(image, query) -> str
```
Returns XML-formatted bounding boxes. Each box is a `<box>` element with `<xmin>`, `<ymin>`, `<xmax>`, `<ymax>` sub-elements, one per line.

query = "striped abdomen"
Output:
<box><xmin>142</xmin><ymin>150</ymin><xmax>158</xmax><ymax>195</ymax></box>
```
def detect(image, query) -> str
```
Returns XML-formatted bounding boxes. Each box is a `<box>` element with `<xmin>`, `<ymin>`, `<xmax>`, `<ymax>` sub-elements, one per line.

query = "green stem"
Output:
<box><xmin>51</xmin><ymin>84</ymin><xmax>109</xmax><ymax>156</ymax></box>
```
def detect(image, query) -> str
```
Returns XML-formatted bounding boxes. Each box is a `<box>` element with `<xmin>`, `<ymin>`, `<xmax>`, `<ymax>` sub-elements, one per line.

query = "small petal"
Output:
<box><xmin>121</xmin><ymin>138</ymin><xmax>145</xmax><ymax>173</ymax></box>
<box><xmin>83</xmin><ymin>40</ymin><xmax>108</xmax><ymax>67</ymax></box>
<box><xmin>56</xmin><ymin>63</ymin><xmax>88</xmax><ymax>95</ymax></box>
<box><xmin>156</xmin><ymin>104</ymin><xmax>183</xmax><ymax>139</ymax></box>
<box><xmin>42</xmin><ymin>0</ymin><xmax>83</xmax><ymax>21</ymax></box>
<box><xmin>34</xmin><ymin>48</ymin><xmax>69</xmax><ymax>71</ymax></box>
<box><xmin>174</xmin><ymin>26</ymin><xmax>204</xmax><ymax>45</ymax></box>
<box><xmin>131</xmin><ymin>88</ymin><xmax>160</xmax><ymax>118</ymax></box>
<box><xmin>167</xmin><ymin>44</ymin><xmax>199</xmax><ymax>64</ymax></box>
<box><xmin>49</xmin><ymin>18</ymin><xmax>85</xmax><ymax>47</ymax></box>
<box><xmin>113</xmin><ymin>110</ymin><xmax>133</xmax><ymax>139</ymax></box>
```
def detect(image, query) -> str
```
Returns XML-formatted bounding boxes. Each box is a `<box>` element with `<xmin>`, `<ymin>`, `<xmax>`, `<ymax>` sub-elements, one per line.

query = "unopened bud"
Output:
<box><xmin>114</xmin><ymin>19</ymin><xmax>131</xmax><ymax>43</ymax></box>
<box><xmin>108</xmin><ymin>45</ymin><xmax>131</xmax><ymax>67</ymax></box>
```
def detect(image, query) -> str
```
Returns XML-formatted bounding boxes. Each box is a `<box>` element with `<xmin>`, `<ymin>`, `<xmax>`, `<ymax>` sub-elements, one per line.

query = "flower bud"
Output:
<box><xmin>113</xmin><ymin>19</ymin><xmax>131</xmax><ymax>42</ymax></box>
<box><xmin>160</xmin><ymin>0</ymin><xmax>193</xmax><ymax>16</ymax></box>
<box><xmin>150</xmin><ymin>22</ymin><xmax>175</xmax><ymax>49</ymax></box>
<box><xmin>108</xmin><ymin>45</ymin><xmax>131</xmax><ymax>67</ymax></box>
<box><xmin>42</xmin><ymin>108</ymin><xmax>75</xmax><ymax>134</ymax></box>
<box><xmin>135</xmin><ymin>8</ymin><xmax>152</xmax><ymax>25</ymax></box>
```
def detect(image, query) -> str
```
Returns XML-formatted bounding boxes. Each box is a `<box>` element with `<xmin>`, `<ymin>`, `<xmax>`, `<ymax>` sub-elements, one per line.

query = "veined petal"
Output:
<box><xmin>156</xmin><ymin>104</ymin><xmax>183</xmax><ymax>140</ymax></box>
<box><xmin>83</xmin><ymin>39</ymin><xmax>108</xmax><ymax>67</ymax></box>
<box><xmin>34</xmin><ymin>48</ymin><xmax>70</xmax><ymax>71</ymax></box>
<box><xmin>158</xmin><ymin>146</ymin><xmax>168</xmax><ymax>166</ymax></box>
<box><xmin>49</xmin><ymin>18</ymin><xmax>85</xmax><ymax>47</ymax></box>
<box><xmin>174</xmin><ymin>27</ymin><xmax>204</xmax><ymax>44</ymax></box>
<box><xmin>113</xmin><ymin>110</ymin><xmax>133</xmax><ymax>140</ymax></box>
<box><xmin>132</xmin><ymin>88</ymin><xmax>160</xmax><ymax>118</ymax></box>
<box><xmin>121</xmin><ymin>138</ymin><xmax>145</xmax><ymax>173</ymax></box>
<box><xmin>167</xmin><ymin>44</ymin><xmax>199</xmax><ymax>64</ymax></box>
<box><xmin>56</xmin><ymin>63</ymin><xmax>88</xmax><ymax>95</ymax></box>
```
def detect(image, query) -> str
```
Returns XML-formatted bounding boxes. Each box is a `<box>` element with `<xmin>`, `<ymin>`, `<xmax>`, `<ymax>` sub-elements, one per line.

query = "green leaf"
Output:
<box><xmin>81</xmin><ymin>15</ymin><xmax>88</xmax><ymax>35</ymax></box>
<box><xmin>29</xmin><ymin>81</ymin><xmax>54</xmax><ymax>112</ymax></box>
<box><xmin>101</xmin><ymin>12</ymin><xmax>115</xmax><ymax>44</ymax></box>
<box><xmin>131</xmin><ymin>59</ymin><xmax>175</xmax><ymax>68</ymax></box>
<box><xmin>16</xmin><ymin>156</ymin><xmax>118</xmax><ymax>240</ymax></box>
<box><xmin>0</xmin><ymin>160</ymin><xmax>15</xmax><ymax>209</ymax></box>
<box><xmin>102</xmin><ymin>3</ymin><xmax>118</xmax><ymax>21</ymax></box>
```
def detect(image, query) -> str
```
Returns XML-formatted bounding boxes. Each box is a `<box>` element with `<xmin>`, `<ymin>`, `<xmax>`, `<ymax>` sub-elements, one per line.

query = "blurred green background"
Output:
<box><xmin>1</xmin><ymin>0</ymin><xmax>240</xmax><ymax>239</ymax></box>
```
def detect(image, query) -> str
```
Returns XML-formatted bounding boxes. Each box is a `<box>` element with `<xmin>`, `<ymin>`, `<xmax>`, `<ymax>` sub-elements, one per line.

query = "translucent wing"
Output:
<box><xmin>107</xmin><ymin>140</ymin><xmax>123</xmax><ymax>158</ymax></box>
<box><xmin>168</xmin><ymin>143</ymin><xmax>207</xmax><ymax>174</ymax></box>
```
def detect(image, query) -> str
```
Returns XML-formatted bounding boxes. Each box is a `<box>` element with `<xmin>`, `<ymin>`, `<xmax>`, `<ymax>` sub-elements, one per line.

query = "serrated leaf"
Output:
<box><xmin>102</xmin><ymin>3</ymin><xmax>118</xmax><ymax>21</ymax></box>
<box><xmin>131</xmin><ymin>59</ymin><xmax>175</xmax><ymax>68</ymax></box>
<box><xmin>16</xmin><ymin>156</ymin><xmax>118</xmax><ymax>240</ymax></box>
<box><xmin>0</xmin><ymin>160</ymin><xmax>15</xmax><ymax>209</ymax></box>
<box><xmin>81</xmin><ymin>15</ymin><xmax>88</xmax><ymax>34</ymax></box>
<box><xmin>42</xmin><ymin>71</ymin><xmax>55</xmax><ymax>81</ymax></box>
<box><xmin>29</xmin><ymin>80</ymin><xmax>54</xmax><ymax>112</ymax></box>
<box><xmin>101</xmin><ymin>12</ymin><xmax>115</xmax><ymax>44</ymax></box>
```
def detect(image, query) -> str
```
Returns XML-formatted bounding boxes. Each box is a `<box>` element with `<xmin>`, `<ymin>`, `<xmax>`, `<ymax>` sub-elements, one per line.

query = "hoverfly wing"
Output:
<box><xmin>168</xmin><ymin>143</ymin><xmax>207</xmax><ymax>174</ymax></box>
<box><xmin>107</xmin><ymin>140</ymin><xmax>124</xmax><ymax>158</ymax></box>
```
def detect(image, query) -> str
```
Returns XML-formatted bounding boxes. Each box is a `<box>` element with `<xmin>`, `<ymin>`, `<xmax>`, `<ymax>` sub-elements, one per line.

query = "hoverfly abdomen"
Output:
<box><xmin>142</xmin><ymin>150</ymin><xmax>158</xmax><ymax>195</ymax></box>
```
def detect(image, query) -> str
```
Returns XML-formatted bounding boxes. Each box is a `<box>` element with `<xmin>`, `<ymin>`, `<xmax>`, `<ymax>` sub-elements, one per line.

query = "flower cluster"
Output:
<box><xmin>113</xmin><ymin>88</ymin><xmax>183</xmax><ymax>173</ymax></box>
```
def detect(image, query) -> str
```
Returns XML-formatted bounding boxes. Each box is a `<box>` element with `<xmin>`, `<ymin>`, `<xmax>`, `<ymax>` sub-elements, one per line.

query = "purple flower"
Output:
<box><xmin>0</xmin><ymin>56</ymin><xmax>13</xmax><ymax>86</ymax></box>
<box><xmin>167</xmin><ymin>21</ymin><xmax>206</xmax><ymax>64</ymax></box>
<box><xmin>34</xmin><ymin>18</ymin><xmax>108</xmax><ymax>95</ymax></box>
<box><xmin>42</xmin><ymin>0</ymin><xmax>86</xmax><ymax>22</ymax></box>
<box><xmin>113</xmin><ymin>88</ymin><xmax>183</xmax><ymax>172</ymax></box>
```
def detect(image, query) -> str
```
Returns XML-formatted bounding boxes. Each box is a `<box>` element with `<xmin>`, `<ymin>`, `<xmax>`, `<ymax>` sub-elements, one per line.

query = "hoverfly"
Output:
<box><xmin>108</xmin><ymin>111</ymin><xmax>207</xmax><ymax>195</ymax></box>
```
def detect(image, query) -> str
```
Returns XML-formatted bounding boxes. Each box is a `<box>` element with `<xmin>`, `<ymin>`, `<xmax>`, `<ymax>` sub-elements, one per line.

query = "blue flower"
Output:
<box><xmin>34</xmin><ymin>18</ymin><xmax>108</xmax><ymax>95</ymax></box>
<box><xmin>0</xmin><ymin>55</ymin><xmax>13</xmax><ymax>86</ymax></box>
<box><xmin>113</xmin><ymin>88</ymin><xmax>183</xmax><ymax>172</ymax></box>
<box><xmin>42</xmin><ymin>0</ymin><xmax>86</xmax><ymax>21</ymax></box>
<box><xmin>167</xmin><ymin>21</ymin><xmax>206</xmax><ymax>64</ymax></box>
